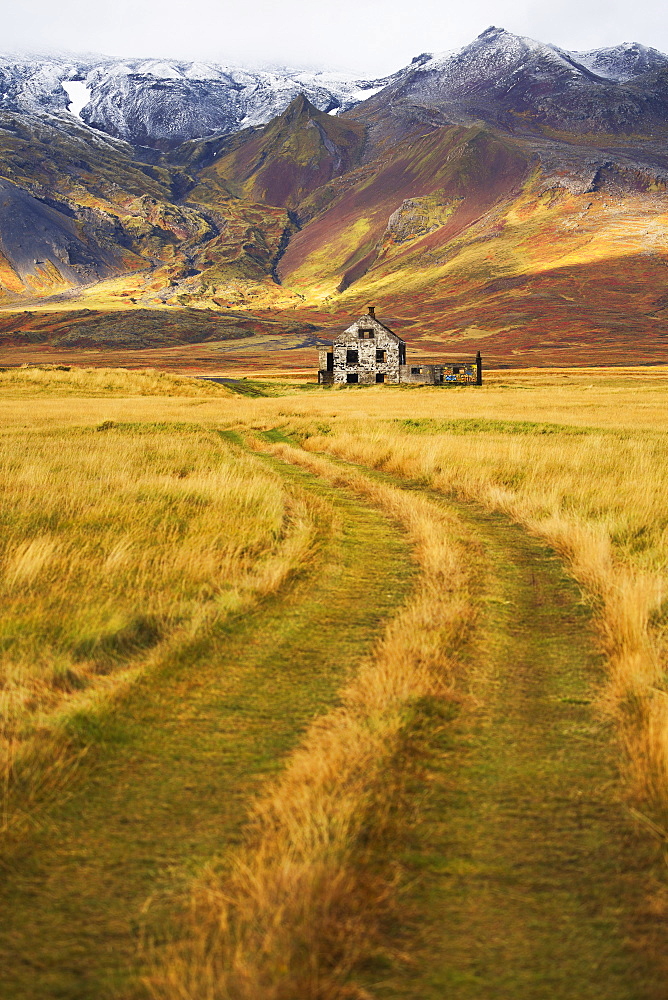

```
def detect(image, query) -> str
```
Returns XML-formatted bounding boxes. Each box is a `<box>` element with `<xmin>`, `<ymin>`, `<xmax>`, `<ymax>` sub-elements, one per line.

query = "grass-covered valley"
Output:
<box><xmin>1</xmin><ymin>365</ymin><xmax>668</xmax><ymax>998</ymax></box>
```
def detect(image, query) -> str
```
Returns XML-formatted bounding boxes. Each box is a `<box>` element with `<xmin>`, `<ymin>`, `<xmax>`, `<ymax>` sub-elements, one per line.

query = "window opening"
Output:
<box><xmin>346</xmin><ymin>350</ymin><xmax>359</xmax><ymax>364</ymax></box>
<box><xmin>376</xmin><ymin>349</ymin><xmax>385</xmax><ymax>362</ymax></box>
<box><xmin>346</xmin><ymin>373</ymin><xmax>358</xmax><ymax>384</ymax></box>
<box><xmin>376</xmin><ymin>372</ymin><xmax>385</xmax><ymax>383</ymax></box>
<box><xmin>411</xmin><ymin>367</ymin><xmax>420</xmax><ymax>375</ymax></box>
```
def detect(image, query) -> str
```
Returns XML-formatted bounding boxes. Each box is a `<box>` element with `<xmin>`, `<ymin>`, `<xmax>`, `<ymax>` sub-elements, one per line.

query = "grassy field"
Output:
<box><xmin>1</xmin><ymin>365</ymin><xmax>667</xmax><ymax>999</ymax></box>
<box><xmin>0</xmin><ymin>365</ymin><xmax>233</xmax><ymax>396</ymax></box>
<box><xmin>289</xmin><ymin>399</ymin><xmax>668</xmax><ymax>818</ymax></box>
<box><xmin>0</xmin><ymin>411</ymin><xmax>313</xmax><ymax>832</ymax></box>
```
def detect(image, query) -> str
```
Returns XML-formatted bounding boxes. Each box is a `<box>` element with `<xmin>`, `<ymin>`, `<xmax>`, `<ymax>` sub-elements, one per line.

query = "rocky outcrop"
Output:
<box><xmin>384</xmin><ymin>196</ymin><xmax>460</xmax><ymax>244</ymax></box>
<box><xmin>0</xmin><ymin>178</ymin><xmax>144</xmax><ymax>296</ymax></box>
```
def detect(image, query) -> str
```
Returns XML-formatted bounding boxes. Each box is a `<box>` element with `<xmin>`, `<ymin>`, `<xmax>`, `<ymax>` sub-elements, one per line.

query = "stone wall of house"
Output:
<box><xmin>330</xmin><ymin>316</ymin><xmax>404</xmax><ymax>384</ymax></box>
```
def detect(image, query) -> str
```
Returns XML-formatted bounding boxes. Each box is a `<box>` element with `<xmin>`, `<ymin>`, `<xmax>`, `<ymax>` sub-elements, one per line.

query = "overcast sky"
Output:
<box><xmin>3</xmin><ymin>0</ymin><xmax>668</xmax><ymax>74</ymax></box>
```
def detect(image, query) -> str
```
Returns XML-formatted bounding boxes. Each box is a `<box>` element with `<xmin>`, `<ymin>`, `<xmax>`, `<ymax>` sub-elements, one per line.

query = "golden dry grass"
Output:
<box><xmin>4</xmin><ymin>364</ymin><xmax>668</xmax><ymax>997</ymax></box>
<box><xmin>291</xmin><ymin>410</ymin><xmax>668</xmax><ymax>821</ymax></box>
<box><xmin>5</xmin><ymin>366</ymin><xmax>668</xmax><ymax>822</ymax></box>
<box><xmin>0</xmin><ymin>420</ymin><xmax>315</xmax><ymax>830</ymax></box>
<box><xmin>147</xmin><ymin>442</ymin><xmax>477</xmax><ymax>1000</ymax></box>
<box><xmin>0</xmin><ymin>365</ymin><xmax>230</xmax><ymax>397</ymax></box>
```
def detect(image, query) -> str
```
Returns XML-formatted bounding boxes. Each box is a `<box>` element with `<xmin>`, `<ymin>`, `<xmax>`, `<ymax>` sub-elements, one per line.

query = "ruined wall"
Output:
<box><xmin>400</xmin><ymin>364</ymin><xmax>437</xmax><ymax>385</ymax></box>
<box><xmin>331</xmin><ymin>316</ymin><xmax>404</xmax><ymax>384</ymax></box>
<box><xmin>317</xmin><ymin>347</ymin><xmax>334</xmax><ymax>384</ymax></box>
<box><xmin>399</xmin><ymin>363</ymin><xmax>477</xmax><ymax>385</ymax></box>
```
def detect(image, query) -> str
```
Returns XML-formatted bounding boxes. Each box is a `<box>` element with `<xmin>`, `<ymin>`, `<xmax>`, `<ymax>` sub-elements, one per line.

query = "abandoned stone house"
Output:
<box><xmin>317</xmin><ymin>307</ymin><xmax>482</xmax><ymax>386</ymax></box>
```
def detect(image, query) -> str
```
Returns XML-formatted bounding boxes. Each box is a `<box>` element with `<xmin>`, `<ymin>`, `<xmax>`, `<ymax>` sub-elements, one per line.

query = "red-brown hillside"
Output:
<box><xmin>278</xmin><ymin>124</ymin><xmax>530</xmax><ymax>295</ymax></box>
<box><xmin>191</xmin><ymin>96</ymin><xmax>366</xmax><ymax>209</ymax></box>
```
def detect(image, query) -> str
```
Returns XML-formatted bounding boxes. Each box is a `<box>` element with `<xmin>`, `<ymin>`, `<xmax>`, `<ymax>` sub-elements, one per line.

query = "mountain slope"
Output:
<box><xmin>0</xmin><ymin>107</ymin><xmax>291</xmax><ymax>309</ymax></box>
<box><xmin>1</xmin><ymin>30</ymin><xmax>668</xmax><ymax>364</ymax></box>
<box><xmin>277</xmin><ymin>123</ymin><xmax>530</xmax><ymax>295</ymax></box>
<box><xmin>0</xmin><ymin>177</ymin><xmax>144</xmax><ymax>295</ymax></box>
<box><xmin>188</xmin><ymin>96</ymin><xmax>366</xmax><ymax>209</ymax></box>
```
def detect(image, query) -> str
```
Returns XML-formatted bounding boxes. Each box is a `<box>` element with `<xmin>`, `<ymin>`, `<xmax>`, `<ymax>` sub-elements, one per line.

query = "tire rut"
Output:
<box><xmin>377</xmin><ymin>500</ymin><xmax>665</xmax><ymax>1000</ymax></box>
<box><xmin>0</xmin><ymin>459</ymin><xmax>414</xmax><ymax>1000</ymax></box>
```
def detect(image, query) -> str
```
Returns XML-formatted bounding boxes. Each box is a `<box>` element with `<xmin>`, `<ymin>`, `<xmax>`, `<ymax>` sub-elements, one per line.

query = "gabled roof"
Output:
<box><xmin>335</xmin><ymin>310</ymin><xmax>405</xmax><ymax>345</ymax></box>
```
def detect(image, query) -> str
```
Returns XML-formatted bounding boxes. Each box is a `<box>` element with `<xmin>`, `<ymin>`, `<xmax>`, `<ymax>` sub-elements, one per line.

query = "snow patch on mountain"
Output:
<box><xmin>62</xmin><ymin>79</ymin><xmax>90</xmax><ymax>119</ymax></box>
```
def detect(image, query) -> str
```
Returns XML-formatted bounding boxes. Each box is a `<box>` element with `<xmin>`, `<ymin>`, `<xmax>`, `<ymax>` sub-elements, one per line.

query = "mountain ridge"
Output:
<box><xmin>2</xmin><ymin>31</ymin><xmax>668</xmax><ymax>147</ymax></box>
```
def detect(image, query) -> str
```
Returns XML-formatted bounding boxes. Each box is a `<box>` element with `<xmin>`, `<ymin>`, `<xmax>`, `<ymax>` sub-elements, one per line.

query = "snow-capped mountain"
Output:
<box><xmin>3</xmin><ymin>30</ymin><xmax>667</xmax><ymax>150</ymax></box>
<box><xmin>569</xmin><ymin>42</ymin><xmax>668</xmax><ymax>82</ymax></box>
<box><xmin>350</xmin><ymin>27</ymin><xmax>668</xmax><ymax>136</ymax></box>
<box><xmin>0</xmin><ymin>53</ymin><xmax>395</xmax><ymax>147</ymax></box>
<box><xmin>81</xmin><ymin>60</ymin><xmax>394</xmax><ymax>147</ymax></box>
<box><xmin>410</xmin><ymin>28</ymin><xmax>589</xmax><ymax>96</ymax></box>
<box><xmin>410</xmin><ymin>30</ymin><xmax>668</xmax><ymax>90</ymax></box>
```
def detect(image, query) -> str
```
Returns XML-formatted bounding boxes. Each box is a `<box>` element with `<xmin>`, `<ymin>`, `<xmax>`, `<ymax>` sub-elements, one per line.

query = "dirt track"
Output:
<box><xmin>375</xmin><ymin>497</ymin><xmax>665</xmax><ymax>998</ymax></box>
<box><xmin>0</xmin><ymin>449</ymin><xmax>413</xmax><ymax>999</ymax></box>
<box><xmin>1</xmin><ymin>434</ymin><xmax>664</xmax><ymax>999</ymax></box>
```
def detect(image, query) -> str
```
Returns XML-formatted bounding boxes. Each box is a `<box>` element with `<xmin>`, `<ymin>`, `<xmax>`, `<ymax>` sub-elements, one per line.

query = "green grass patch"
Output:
<box><xmin>397</xmin><ymin>417</ymin><xmax>594</xmax><ymax>436</ymax></box>
<box><xmin>222</xmin><ymin>379</ymin><xmax>271</xmax><ymax>397</ymax></box>
<box><xmin>358</xmin><ymin>501</ymin><xmax>663</xmax><ymax>1000</ymax></box>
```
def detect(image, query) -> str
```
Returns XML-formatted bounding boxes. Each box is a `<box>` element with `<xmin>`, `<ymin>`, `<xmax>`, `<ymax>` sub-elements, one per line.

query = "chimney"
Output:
<box><xmin>367</xmin><ymin>305</ymin><xmax>375</xmax><ymax>318</ymax></box>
